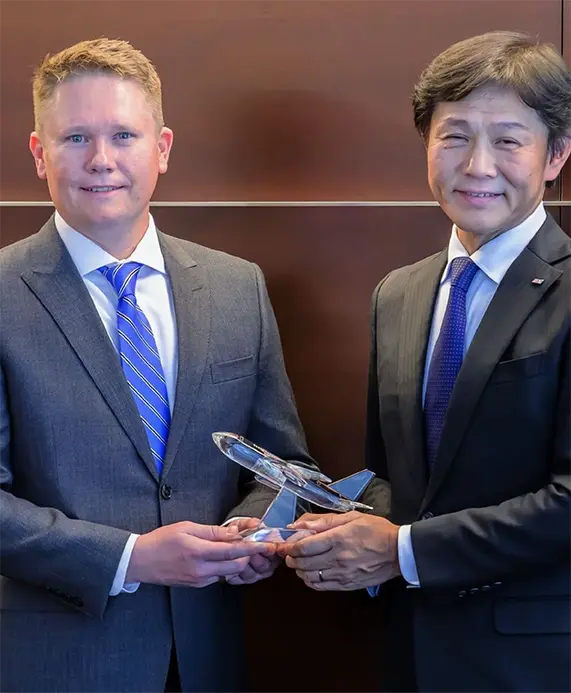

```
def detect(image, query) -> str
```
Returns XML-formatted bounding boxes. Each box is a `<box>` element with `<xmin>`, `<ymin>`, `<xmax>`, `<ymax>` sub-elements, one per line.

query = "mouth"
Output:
<box><xmin>455</xmin><ymin>190</ymin><xmax>503</xmax><ymax>206</ymax></box>
<box><xmin>457</xmin><ymin>190</ymin><xmax>503</xmax><ymax>198</ymax></box>
<box><xmin>79</xmin><ymin>186</ymin><xmax>125</xmax><ymax>193</ymax></box>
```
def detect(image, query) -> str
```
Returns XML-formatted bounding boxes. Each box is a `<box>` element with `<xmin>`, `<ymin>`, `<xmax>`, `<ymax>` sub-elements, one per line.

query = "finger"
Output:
<box><xmin>248</xmin><ymin>553</ymin><xmax>272</xmax><ymax>573</ymax></box>
<box><xmin>199</xmin><ymin>556</ymin><xmax>250</xmax><ymax>578</ymax></box>
<box><xmin>182</xmin><ymin>522</ymin><xmax>240</xmax><ymax>542</ymax></box>
<box><xmin>226</xmin><ymin>564</ymin><xmax>258</xmax><ymax>584</ymax></box>
<box><xmin>192</xmin><ymin>576</ymin><xmax>220</xmax><ymax>588</ymax></box>
<box><xmin>227</xmin><ymin>517</ymin><xmax>261</xmax><ymax>531</ymax></box>
<box><xmin>305</xmin><ymin>578</ymin><xmax>344</xmax><ymax>591</ymax></box>
<box><xmin>299</xmin><ymin>569</ymin><xmax>339</xmax><ymax>584</ymax></box>
<box><xmin>189</xmin><ymin>537</ymin><xmax>273</xmax><ymax>562</ymax></box>
<box><xmin>279</xmin><ymin>532</ymin><xmax>335</xmax><ymax>558</ymax></box>
<box><xmin>284</xmin><ymin>549</ymin><xmax>336</xmax><ymax>571</ymax></box>
<box><xmin>291</xmin><ymin>511</ymin><xmax>362</xmax><ymax>531</ymax></box>
<box><xmin>225</xmin><ymin>575</ymin><xmax>246</xmax><ymax>586</ymax></box>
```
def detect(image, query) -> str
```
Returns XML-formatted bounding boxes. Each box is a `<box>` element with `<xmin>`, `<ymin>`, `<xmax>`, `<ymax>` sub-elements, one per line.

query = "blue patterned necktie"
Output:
<box><xmin>99</xmin><ymin>262</ymin><xmax>170</xmax><ymax>475</ymax></box>
<box><xmin>424</xmin><ymin>257</ymin><xmax>479</xmax><ymax>469</ymax></box>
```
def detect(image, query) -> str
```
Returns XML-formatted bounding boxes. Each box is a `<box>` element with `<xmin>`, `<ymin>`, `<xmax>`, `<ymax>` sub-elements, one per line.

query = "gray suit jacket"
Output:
<box><xmin>0</xmin><ymin>217</ymin><xmax>312</xmax><ymax>692</ymax></box>
<box><xmin>364</xmin><ymin>214</ymin><xmax>570</xmax><ymax>692</ymax></box>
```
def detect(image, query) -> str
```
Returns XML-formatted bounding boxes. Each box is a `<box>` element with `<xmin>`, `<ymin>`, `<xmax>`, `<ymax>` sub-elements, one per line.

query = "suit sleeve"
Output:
<box><xmin>360</xmin><ymin>277</ymin><xmax>392</xmax><ymax>518</ymax></box>
<box><xmin>410</xmin><ymin>331</ymin><xmax>570</xmax><ymax>588</ymax></box>
<box><xmin>226</xmin><ymin>264</ymin><xmax>316</xmax><ymax>520</ymax></box>
<box><xmin>0</xmin><ymin>364</ymin><xmax>131</xmax><ymax>618</ymax></box>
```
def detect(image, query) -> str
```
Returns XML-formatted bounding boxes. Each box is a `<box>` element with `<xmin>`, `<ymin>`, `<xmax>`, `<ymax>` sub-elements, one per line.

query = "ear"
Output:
<box><xmin>29</xmin><ymin>131</ymin><xmax>48</xmax><ymax>180</ymax></box>
<box><xmin>544</xmin><ymin>136</ymin><xmax>571</xmax><ymax>183</ymax></box>
<box><xmin>157</xmin><ymin>127</ymin><xmax>174</xmax><ymax>175</ymax></box>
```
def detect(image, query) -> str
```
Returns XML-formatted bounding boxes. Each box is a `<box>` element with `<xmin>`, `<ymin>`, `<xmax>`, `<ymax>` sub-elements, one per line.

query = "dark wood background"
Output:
<box><xmin>1</xmin><ymin>2</ymin><xmax>569</xmax><ymax>690</ymax></box>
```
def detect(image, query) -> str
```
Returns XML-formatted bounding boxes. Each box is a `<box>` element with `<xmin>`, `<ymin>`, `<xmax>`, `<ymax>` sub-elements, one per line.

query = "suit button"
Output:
<box><xmin>469</xmin><ymin>587</ymin><xmax>480</xmax><ymax>595</ymax></box>
<box><xmin>493</xmin><ymin>581</ymin><xmax>503</xmax><ymax>587</ymax></box>
<box><xmin>160</xmin><ymin>484</ymin><xmax>172</xmax><ymax>500</ymax></box>
<box><xmin>421</xmin><ymin>511</ymin><xmax>434</xmax><ymax>520</ymax></box>
<box><xmin>457</xmin><ymin>590</ymin><xmax>467</xmax><ymax>597</ymax></box>
<box><xmin>481</xmin><ymin>585</ymin><xmax>491</xmax><ymax>592</ymax></box>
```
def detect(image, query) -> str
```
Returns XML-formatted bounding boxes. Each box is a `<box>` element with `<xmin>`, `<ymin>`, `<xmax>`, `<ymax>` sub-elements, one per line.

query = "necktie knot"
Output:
<box><xmin>448</xmin><ymin>257</ymin><xmax>478</xmax><ymax>293</ymax></box>
<box><xmin>99</xmin><ymin>262</ymin><xmax>143</xmax><ymax>298</ymax></box>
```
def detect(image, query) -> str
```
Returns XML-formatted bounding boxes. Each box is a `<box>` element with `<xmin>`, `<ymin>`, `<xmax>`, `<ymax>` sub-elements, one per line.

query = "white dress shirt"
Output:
<box><xmin>55</xmin><ymin>212</ymin><xmax>178</xmax><ymax>595</ymax></box>
<box><xmin>397</xmin><ymin>202</ymin><xmax>547</xmax><ymax>586</ymax></box>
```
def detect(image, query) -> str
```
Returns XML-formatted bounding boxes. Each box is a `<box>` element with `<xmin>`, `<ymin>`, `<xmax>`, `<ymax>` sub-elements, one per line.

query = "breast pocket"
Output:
<box><xmin>489</xmin><ymin>351</ymin><xmax>546</xmax><ymax>384</ymax></box>
<box><xmin>210</xmin><ymin>356</ymin><xmax>256</xmax><ymax>384</ymax></box>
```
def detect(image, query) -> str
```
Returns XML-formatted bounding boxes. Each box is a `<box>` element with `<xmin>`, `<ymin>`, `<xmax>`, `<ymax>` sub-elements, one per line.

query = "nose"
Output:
<box><xmin>464</xmin><ymin>141</ymin><xmax>497</xmax><ymax>178</ymax></box>
<box><xmin>86</xmin><ymin>140</ymin><xmax>115</xmax><ymax>173</ymax></box>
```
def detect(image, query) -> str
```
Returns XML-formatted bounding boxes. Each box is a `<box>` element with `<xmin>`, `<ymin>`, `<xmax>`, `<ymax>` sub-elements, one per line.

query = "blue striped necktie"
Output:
<box><xmin>99</xmin><ymin>262</ymin><xmax>170</xmax><ymax>475</ymax></box>
<box><xmin>424</xmin><ymin>257</ymin><xmax>479</xmax><ymax>469</ymax></box>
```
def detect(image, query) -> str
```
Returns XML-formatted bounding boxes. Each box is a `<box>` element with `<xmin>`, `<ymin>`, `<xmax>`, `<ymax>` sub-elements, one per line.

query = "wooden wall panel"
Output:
<box><xmin>0</xmin><ymin>0</ymin><xmax>564</xmax><ymax>202</ymax></box>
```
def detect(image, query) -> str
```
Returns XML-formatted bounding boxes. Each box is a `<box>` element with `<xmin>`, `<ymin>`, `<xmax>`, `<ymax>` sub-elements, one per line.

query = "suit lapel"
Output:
<box><xmin>158</xmin><ymin>234</ymin><xmax>209</xmax><ymax>477</ymax></box>
<box><xmin>420</xmin><ymin>216</ymin><xmax>569</xmax><ymax>511</ymax></box>
<box><xmin>21</xmin><ymin>219</ymin><xmax>158</xmax><ymax>480</ymax></box>
<box><xmin>398</xmin><ymin>251</ymin><xmax>447</xmax><ymax>502</ymax></box>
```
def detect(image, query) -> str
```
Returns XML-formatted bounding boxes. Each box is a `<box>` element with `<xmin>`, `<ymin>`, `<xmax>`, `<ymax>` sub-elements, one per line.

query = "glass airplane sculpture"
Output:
<box><xmin>212</xmin><ymin>432</ymin><xmax>375</xmax><ymax>542</ymax></box>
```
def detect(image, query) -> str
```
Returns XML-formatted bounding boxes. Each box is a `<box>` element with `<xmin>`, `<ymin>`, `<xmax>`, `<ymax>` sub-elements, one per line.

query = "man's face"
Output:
<box><xmin>30</xmin><ymin>73</ymin><xmax>173</xmax><ymax>239</ymax></box>
<box><xmin>426</xmin><ymin>84</ymin><xmax>570</xmax><ymax>244</ymax></box>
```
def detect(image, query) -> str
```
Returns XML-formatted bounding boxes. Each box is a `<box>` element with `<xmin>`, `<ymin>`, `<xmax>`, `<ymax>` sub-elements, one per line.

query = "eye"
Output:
<box><xmin>496</xmin><ymin>138</ymin><xmax>519</xmax><ymax>148</ymax></box>
<box><xmin>444</xmin><ymin>135</ymin><xmax>468</xmax><ymax>141</ymax></box>
<box><xmin>66</xmin><ymin>134</ymin><xmax>87</xmax><ymax>144</ymax></box>
<box><xmin>114</xmin><ymin>132</ymin><xmax>134</xmax><ymax>141</ymax></box>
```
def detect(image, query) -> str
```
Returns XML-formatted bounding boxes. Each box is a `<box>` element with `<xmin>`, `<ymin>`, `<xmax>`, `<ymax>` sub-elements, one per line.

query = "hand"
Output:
<box><xmin>224</xmin><ymin>517</ymin><xmax>282</xmax><ymax>585</ymax></box>
<box><xmin>125</xmin><ymin>521</ymin><xmax>275</xmax><ymax>588</ymax></box>
<box><xmin>278</xmin><ymin>511</ymin><xmax>401</xmax><ymax>591</ymax></box>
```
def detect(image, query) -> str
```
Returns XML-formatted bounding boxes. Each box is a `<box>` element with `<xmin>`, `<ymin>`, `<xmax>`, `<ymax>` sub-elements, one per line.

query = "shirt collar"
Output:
<box><xmin>444</xmin><ymin>202</ymin><xmax>547</xmax><ymax>285</ymax></box>
<box><xmin>54</xmin><ymin>211</ymin><xmax>166</xmax><ymax>277</ymax></box>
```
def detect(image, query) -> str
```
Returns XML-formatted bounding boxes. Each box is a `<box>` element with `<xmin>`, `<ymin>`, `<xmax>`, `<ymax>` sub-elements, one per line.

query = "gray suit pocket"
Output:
<box><xmin>211</xmin><ymin>356</ymin><xmax>256</xmax><ymax>384</ymax></box>
<box><xmin>494</xmin><ymin>597</ymin><xmax>571</xmax><ymax>634</ymax></box>
<box><xmin>490</xmin><ymin>351</ymin><xmax>546</xmax><ymax>384</ymax></box>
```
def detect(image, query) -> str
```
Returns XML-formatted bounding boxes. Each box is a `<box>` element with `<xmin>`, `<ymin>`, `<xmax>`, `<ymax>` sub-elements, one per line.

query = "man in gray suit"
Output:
<box><xmin>0</xmin><ymin>38</ymin><xmax>312</xmax><ymax>692</ymax></box>
<box><xmin>282</xmin><ymin>32</ymin><xmax>571</xmax><ymax>692</ymax></box>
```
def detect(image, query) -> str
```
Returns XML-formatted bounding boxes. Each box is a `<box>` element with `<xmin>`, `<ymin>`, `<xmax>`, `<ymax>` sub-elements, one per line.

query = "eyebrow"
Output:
<box><xmin>62</xmin><ymin>123</ymin><xmax>137</xmax><ymax>133</ymax></box>
<box><xmin>439</xmin><ymin>117</ymin><xmax>531</xmax><ymax>132</ymax></box>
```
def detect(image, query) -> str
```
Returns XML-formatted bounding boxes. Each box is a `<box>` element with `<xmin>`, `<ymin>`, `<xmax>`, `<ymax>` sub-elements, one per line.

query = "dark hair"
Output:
<box><xmin>412</xmin><ymin>31</ymin><xmax>571</xmax><ymax>185</ymax></box>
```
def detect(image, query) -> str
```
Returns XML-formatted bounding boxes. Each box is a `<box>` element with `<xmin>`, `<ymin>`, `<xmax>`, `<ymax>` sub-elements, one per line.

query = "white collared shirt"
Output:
<box><xmin>55</xmin><ymin>212</ymin><xmax>178</xmax><ymax>595</ymax></box>
<box><xmin>398</xmin><ymin>202</ymin><xmax>547</xmax><ymax>587</ymax></box>
<box><xmin>55</xmin><ymin>212</ymin><xmax>178</xmax><ymax>409</ymax></box>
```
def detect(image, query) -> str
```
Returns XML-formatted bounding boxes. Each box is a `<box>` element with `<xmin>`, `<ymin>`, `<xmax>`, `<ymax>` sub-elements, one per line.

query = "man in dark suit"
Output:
<box><xmin>282</xmin><ymin>31</ymin><xmax>571</xmax><ymax>692</ymax></box>
<box><xmin>0</xmin><ymin>38</ymin><xmax>312</xmax><ymax>693</ymax></box>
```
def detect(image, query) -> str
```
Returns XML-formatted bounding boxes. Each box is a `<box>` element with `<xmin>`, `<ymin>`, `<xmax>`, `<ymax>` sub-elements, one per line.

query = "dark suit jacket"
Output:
<box><xmin>364</xmin><ymin>214</ymin><xmax>570</xmax><ymax>692</ymax></box>
<box><xmin>0</xmin><ymin>217</ymin><xmax>312</xmax><ymax>693</ymax></box>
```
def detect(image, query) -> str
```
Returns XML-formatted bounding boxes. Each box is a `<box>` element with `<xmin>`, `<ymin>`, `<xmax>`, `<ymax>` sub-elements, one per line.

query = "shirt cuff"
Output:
<box><xmin>398</xmin><ymin>524</ymin><xmax>420</xmax><ymax>587</ymax></box>
<box><xmin>109</xmin><ymin>533</ymin><xmax>141</xmax><ymax>596</ymax></box>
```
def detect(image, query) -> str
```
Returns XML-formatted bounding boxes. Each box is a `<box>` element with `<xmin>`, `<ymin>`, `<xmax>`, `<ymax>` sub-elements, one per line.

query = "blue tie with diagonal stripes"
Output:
<box><xmin>99</xmin><ymin>262</ymin><xmax>170</xmax><ymax>475</ymax></box>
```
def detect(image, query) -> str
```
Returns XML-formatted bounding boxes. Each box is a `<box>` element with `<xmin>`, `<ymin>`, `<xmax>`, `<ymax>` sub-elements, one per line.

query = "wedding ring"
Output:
<box><xmin>318</xmin><ymin>570</ymin><xmax>324</xmax><ymax>582</ymax></box>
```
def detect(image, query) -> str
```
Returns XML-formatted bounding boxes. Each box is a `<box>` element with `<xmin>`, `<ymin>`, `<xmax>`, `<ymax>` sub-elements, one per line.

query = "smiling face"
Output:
<box><xmin>29</xmin><ymin>73</ymin><xmax>173</xmax><ymax>250</ymax></box>
<box><xmin>427</xmin><ymin>83</ymin><xmax>570</xmax><ymax>250</ymax></box>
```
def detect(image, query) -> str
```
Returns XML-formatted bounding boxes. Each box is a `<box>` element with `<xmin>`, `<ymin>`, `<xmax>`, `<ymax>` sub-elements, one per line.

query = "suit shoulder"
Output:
<box><xmin>372</xmin><ymin>250</ymin><xmax>443</xmax><ymax>298</ymax></box>
<box><xmin>161</xmin><ymin>234</ymin><xmax>259</xmax><ymax>276</ymax></box>
<box><xmin>0</xmin><ymin>234</ymin><xmax>37</xmax><ymax>272</ymax></box>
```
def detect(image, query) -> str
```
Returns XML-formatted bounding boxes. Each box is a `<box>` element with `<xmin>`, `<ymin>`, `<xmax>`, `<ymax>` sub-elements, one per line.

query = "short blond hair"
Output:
<box><xmin>32</xmin><ymin>37</ymin><xmax>164</xmax><ymax>131</ymax></box>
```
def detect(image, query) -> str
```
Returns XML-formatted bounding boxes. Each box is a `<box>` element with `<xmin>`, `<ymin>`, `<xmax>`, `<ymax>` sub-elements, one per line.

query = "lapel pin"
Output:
<box><xmin>531</xmin><ymin>278</ymin><xmax>545</xmax><ymax>285</ymax></box>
